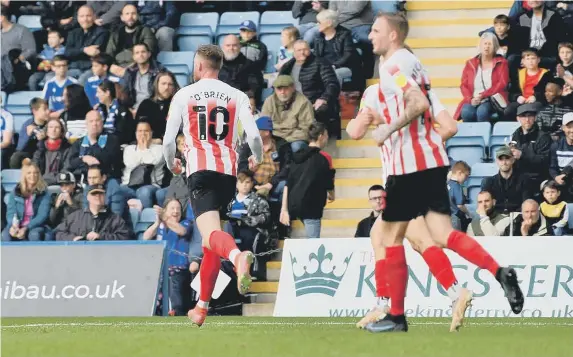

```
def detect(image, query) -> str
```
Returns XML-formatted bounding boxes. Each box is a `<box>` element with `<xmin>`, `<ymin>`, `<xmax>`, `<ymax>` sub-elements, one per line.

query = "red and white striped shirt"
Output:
<box><xmin>163</xmin><ymin>78</ymin><xmax>261</xmax><ymax>177</ymax></box>
<box><xmin>370</xmin><ymin>48</ymin><xmax>449</xmax><ymax>177</ymax></box>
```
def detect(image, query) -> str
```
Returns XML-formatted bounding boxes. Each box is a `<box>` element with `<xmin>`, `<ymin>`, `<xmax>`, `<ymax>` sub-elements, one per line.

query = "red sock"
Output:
<box><xmin>385</xmin><ymin>246</ymin><xmax>408</xmax><ymax>316</ymax></box>
<box><xmin>198</xmin><ymin>247</ymin><xmax>221</xmax><ymax>303</ymax></box>
<box><xmin>447</xmin><ymin>230</ymin><xmax>500</xmax><ymax>276</ymax></box>
<box><xmin>208</xmin><ymin>230</ymin><xmax>239</xmax><ymax>260</ymax></box>
<box><xmin>375</xmin><ymin>259</ymin><xmax>389</xmax><ymax>298</ymax></box>
<box><xmin>422</xmin><ymin>246</ymin><xmax>456</xmax><ymax>290</ymax></box>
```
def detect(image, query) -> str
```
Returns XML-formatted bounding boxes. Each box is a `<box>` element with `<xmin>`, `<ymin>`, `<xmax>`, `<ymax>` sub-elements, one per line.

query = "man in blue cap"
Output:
<box><xmin>238</xmin><ymin>20</ymin><xmax>268</xmax><ymax>72</ymax></box>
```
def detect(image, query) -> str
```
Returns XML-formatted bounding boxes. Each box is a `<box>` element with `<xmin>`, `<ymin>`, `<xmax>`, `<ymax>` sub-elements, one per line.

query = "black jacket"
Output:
<box><xmin>65</xmin><ymin>133</ymin><xmax>122</xmax><ymax>179</ymax></box>
<box><xmin>39</xmin><ymin>1</ymin><xmax>79</xmax><ymax>33</ymax></box>
<box><xmin>32</xmin><ymin>139</ymin><xmax>72</xmax><ymax>185</ymax></box>
<box><xmin>64</xmin><ymin>25</ymin><xmax>110</xmax><ymax>70</ymax></box>
<box><xmin>135</xmin><ymin>97</ymin><xmax>171</xmax><ymax>139</ymax></box>
<box><xmin>286</xmin><ymin>146</ymin><xmax>335</xmax><ymax>220</ymax></box>
<box><xmin>355</xmin><ymin>212</ymin><xmax>377</xmax><ymax>238</ymax></box>
<box><xmin>515</xmin><ymin>7</ymin><xmax>568</xmax><ymax>59</ymax></box>
<box><xmin>292</xmin><ymin>1</ymin><xmax>328</xmax><ymax>24</ymax></box>
<box><xmin>96</xmin><ymin>102</ymin><xmax>136</xmax><ymax>145</ymax></box>
<box><xmin>510</xmin><ymin>124</ymin><xmax>552</xmax><ymax>183</ymax></box>
<box><xmin>54</xmin><ymin>207</ymin><xmax>132</xmax><ymax>241</ymax></box>
<box><xmin>48</xmin><ymin>187</ymin><xmax>84</xmax><ymax>228</ymax></box>
<box><xmin>481</xmin><ymin>172</ymin><xmax>533</xmax><ymax>214</ymax></box>
<box><xmin>503</xmin><ymin>214</ymin><xmax>553</xmax><ymax>236</ymax></box>
<box><xmin>535</xmin><ymin>102</ymin><xmax>572</xmax><ymax>135</ymax></box>
<box><xmin>238</xmin><ymin>135</ymin><xmax>293</xmax><ymax>188</ymax></box>
<box><xmin>122</xmin><ymin>60</ymin><xmax>164</xmax><ymax>108</ymax></box>
<box><xmin>219</xmin><ymin>53</ymin><xmax>264</xmax><ymax>96</ymax></box>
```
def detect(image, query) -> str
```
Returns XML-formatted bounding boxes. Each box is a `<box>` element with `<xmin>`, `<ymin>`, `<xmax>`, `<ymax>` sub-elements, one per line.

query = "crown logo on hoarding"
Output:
<box><xmin>290</xmin><ymin>244</ymin><xmax>352</xmax><ymax>297</ymax></box>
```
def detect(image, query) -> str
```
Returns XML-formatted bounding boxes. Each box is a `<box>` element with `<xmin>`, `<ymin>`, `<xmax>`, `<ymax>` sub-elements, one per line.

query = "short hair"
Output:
<box><xmin>281</xmin><ymin>26</ymin><xmax>300</xmax><ymax>41</ymax></box>
<box><xmin>522</xmin><ymin>48</ymin><xmax>539</xmax><ymax>58</ymax></box>
<box><xmin>542</xmin><ymin>180</ymin><xmax>561</xmax><ymax>192</ymax></box>
<box><xmin>48</xmin><ymin>29</ymin><xmax>63</xmax><ymax>38</ymax></box>
<box><xmin>316</xmin><ymin>9</ymin><xmax>339</xmax><ymax>28</ymax></box>
<box><xmin>493</xmin><ymin>14</ymin><xmax>510</xmax><ymax>25</ymax></box>
<box><xmin>52</xmin><ymin>55</ymin><xmax>68</xmax><ymax>64</ymax></box>
<box><xmin>368</xmin><ymin>185</ymin><xmax>384</xmax><ymax>193</ymax></box>
<box><xmin>547</xmin><ymin>77</ymin><xmax>565</xmax><ymax>89</ymax></box>
<box><xmin>97</xmin><ymin>79</ymin><xmax>117</xmax><ymax>98</ymax></box>
<box><xmin>478</xmin><ymin>190</ymin><xmax>493</xmax><ymax>199</ymax></box>
<box><xmin>196</xmin><ymin>44</ymin><xmax>224</xmax><ymax>70</ymax></box>
<box><xmin>91</xmin><ymin>53</ymin><xmax>113</xmax><ymax>67</ymax></box>
<box><xmin>376</xmin><ymin>12</ymin><xmax>409</xmax><ymax>43</ymax></box>
<box><xmin>452</xmin><ymin>160</ymin><xmax>471</xmax><ymax>174</ymax></box>
<box><xmin>78</xmin><ymin>4</ymin><xmax>95</xmax><ymax>15</ymax></box>
<box><xmin>308</xmin><ymin>121</ymin><xmax>327</xmax><ymax>142</ymax></box>
<box><xmin>558</xmin><ymin>42</ymin><xmax>573</xmax><ymax>52</ymax></box>
<box><xmin>522</xmin><ymin>199</ymin><xmax>539</xmax><ymax>209</ymax></box>
<box><xmin>122</xmin><ymin>3</ymin><xmax>138</xmax><ymax>13</ymax></box>
<box><xmin>479</xmin><ymin>32</ymin><xmax>500</xmax><ymax>55</ymax></box>
<box><xmin>1</xmin><ymin>4</ymin><xmax>10</xmax><ymax>18</ymax></box>
<box><xmin>133</xmin><ymin>42</ymin><xmax>150</xmax><ymax>52</ymax></box>
<box><xmin>30</xmin><ymin>98</ymin><xmax>48</xmax><ymax>111</ymax></box>
<box><xmin>237</xmin><ymin>170</ymin><xmax>254</xmax><ymax>182</ymax></box>
<box><xmin>293</xmin><ymin>39</ymin><xmax>310</xmax><ymax>49</ymax></box>
<box><xmin>87</xmin><ymin>165</ymin><xmax>107</xmax><ymax>176</ymax></box>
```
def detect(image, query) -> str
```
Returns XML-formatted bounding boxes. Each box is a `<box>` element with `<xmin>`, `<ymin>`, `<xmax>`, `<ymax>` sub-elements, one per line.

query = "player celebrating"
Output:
<box><xmin>347</xmin><ymin>13</ymin><xmax>524</xmax><ymax>333</ymax></box>
<box><xmin>163</xmin><ymin>45</ymin><xmax>264</xmax><ymax>327</ymax></box>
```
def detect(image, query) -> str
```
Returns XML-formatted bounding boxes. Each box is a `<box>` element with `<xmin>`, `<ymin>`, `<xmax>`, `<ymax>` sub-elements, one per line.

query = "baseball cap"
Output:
<box><xmin>496</xmin><ymin>146</ymin><xmax>512</xmax><ymax>159</ymax></box>
<box><xmin>239</xmin><ymin>20</ymin><xmax>257</xmax><ymax>32</ymax></box>
<box><xmin>87</xmin><ymin>184</ymin><xmax>105</xmax><ymax>195</ymax></box>
<box><xmin>563</xmin><ymin>112</ymin><xmax>573</xmax><ymax>126</ymax></box>
<box><xmin>516</xmin><ymin>103</ymin><xmax>541</xmax><ymax>116</ymax></box>
<box><xmin>57</xmin><ymin>171</ymin><xmax>75</xmax><ymax>185</ymax></box>
<box><xmin>256</xmin><ymin>116</ymin><xmax>273</xmax><ymax>131</ymax></box>
<box><xmin>273</xmin><ymin>75</ymin><xmax>294</xmax><ymax>88</ymax></box>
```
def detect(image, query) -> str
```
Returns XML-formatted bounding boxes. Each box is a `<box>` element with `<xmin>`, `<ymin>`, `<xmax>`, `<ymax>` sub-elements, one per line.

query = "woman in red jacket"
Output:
<box><xmin>454</xmin><ymin>32</ymin><xmax>510</xmax><ymax>122</ymax></box>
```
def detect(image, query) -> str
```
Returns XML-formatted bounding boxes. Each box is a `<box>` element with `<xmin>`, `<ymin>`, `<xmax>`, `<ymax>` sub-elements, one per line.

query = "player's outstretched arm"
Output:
<box><xmin>163</xmin><ymin>93</ymin><xmax>183</xmax><ymax>172</ymax></box>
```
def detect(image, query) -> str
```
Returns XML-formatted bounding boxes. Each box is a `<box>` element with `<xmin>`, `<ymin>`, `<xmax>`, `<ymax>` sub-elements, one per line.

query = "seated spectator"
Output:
<box><xmin>10</xmin><ymin>98</ymin><xmax>49</xmax><ymax>169</ymax></box>
<box><xmin>355</xmin><ymin>185</ymin><xmax>384</xmax><ymax>238</ymax></box>
<box><xmin>48</xmin><ymin>171</ymin><xmax>84</xmax><ymax>228</ymax></box>
<box><xmin>2</xmin><ymin>159</ymin><xmax>52</xmax><ymax>241</ymax></box>
<box><xmin>88</xmin><ymin>1</ymin><xmax>125</xmax><ymax>30</ymax></box>
<box><xmin>555</xmin><ymin>1</ymin><xmax>573</xmax><ymax>34</ymax></box>
<box><xmin>279</xmin><ymin>40</ymin><xmax>341</xmax><ymax>137</ymax></box>
<box><xmin>32</xmin><ymin>119</ymin><xmax>71</xmax><ymax>185</ymax></box>
<box><xmin>40</xmin><ymin>56</ymin><xmax>78</xmax><ymax>120</ymax></box>
<box><xmin>467</xmin><ymin>191</ymin><xmax>511</xmax><ymax>236</ymax></box>
<box><xmin>120</xmin><ymin>121</ymin><xmax>164</xmax><ymax>208</ymax></box>
<box><xmin>238</xmin><ymin>20</ymin><xmax>268</xmax><ymax>73</ymax></box>
<box><xmin>492</xmin><ymin>14</ymin><xmax>520</xmax><ymax>58</ymax></box>
<box><xmin>482</xmin><ymin>146</ymin><xmax>532</xmax><ymax>214</ymax></box>
<box><xmin>505</xmin><ymin>48</ymin><xmax>552</xmax><ymax>120</ymax></box>
<box><xmin>37</xmin><ymin>1</ymin><xmax>79</xmax><ymax>40</ymax></box>
<box><xmin>219</xmin><ymin>35</ymin><xmax>264</xmax><ymax>103</ymax></box>
<box><xmin>155</xmin><ymin>133</ymin><xmax>187</xmax><ymax>207</ymax></box>
<box><xmin>455</xmin><ymin>32</ymin><xmax>509</xmax><ymax>122</ymax></box>
<box><xmin>504</xmin><ymin>199</ymin><xmax>552</xmax><ymax>236</ymax></box>
<box><xmin>314</xmin><ymin>9</ymin><xmax>364</xmax><ymax>90</ymax></box>
<box><xmin>135</xmin><ymin>71</ymin><xmax>179</xmax><ymax>142</ymax></box>
<box><xmin>556</xmin><ymin>42</ymin><xmax>573</xmax><ymax>98</ymax></box>
<box><xmin>276</xmin><ymin>26</ymin><xmax>299</xmax><ymax>71</ymax></box>
<box><xmin>59</xmin><ymin>84</ymin><xmax>92</xmax><ymax>139</ymax></box>
<box><xmin>54</xmin><ymin>184</ymin><xmax>131</xmax><ymax>241</ymax></box>
<box><xmin>122</xmin><ymin>43</ymin><xmax>163</xmax><ymax>113</ymax></box>
<box><xmin>65</xmin><ymin>110</ymin><xmax>122</xmax><ymax>179</ymax></box>
<box><xmin>143</xmin><ymin>199</ymin><xmax>191</xmax><ymax>315</ymax></box>
<box><xmin>82</xmin><ymin>165</ymin><xmax>129</xmax><ymax>224</ymax></box>
<box><xmin>238</xmin><ymin>117</ymin><xmax>292</xmax><ymax>202</ymax></box>
<box><xmin>0</xmin><ymin>5</ymin><xmax>36</xmax><ymax>63</ymax></box>
<box><xmin>29</xmin><ymin>30</ymin><xmax>67</xmax><ymax>91</ymax></box>
<box><xmin>539</xmin><ymin>180</ymin><xmax>570</xmax><ymax>236</ymax></box>
<box><xmin>292</xmin><ymin>1</ymin><xmax>327</xmax><ymax>45</ymax></box>
<box><xmin>536</xmin><ymin>78</ymin><xmax>572</xmax><ymax>137</ymax></box>
<box><xmin>510</xmin><ymin>103</ymin><xmax>552</xmax><ymax>191</ymax></box>
<box><xmin>95</xmin><ymin>79</ymin><xmax>136</xmax><ymax>145</ymax></box>
<box><xmin>85</xmin><ymin>54</ymin><xmax>121</xmax><ymax>108</ymax></box>
<box><xmin>1</xmin><ymin>105</ymin><xmax>14</xmax><ymax>168</ymax></box>
<box><xmin>64</xmin><ymin>5</ymin><xmax>110</xmax><ymax>85</ymax></box>
<box><xmin>448</xmin><ymin>161</ymin><xmax>471</xmax><ymax>231</ymax></box>
<box><xmin>248</xmin><ymin>90</ymin><xmax>261</xmax><ymax>119</ymax></box>
<box><xmin>549</xmin><ymin>113</ymin><xmax>573</xmax><ymax>200</ymax></box>
<box><xmin>261</xmin><ymin>76</ymin><xmax>314</xmax><ymax>153</ymax></box>
<box><xmin>135</xmin><ymin>0</ymin><xmax>178</xmax><ymax>52</ymax></box>
<box><xmin>106</xmin><ymin>4</ymin><xmax>157</xmax><ymax>76</ymax></box>
<box><xmin>280</xmin><ymin>122</ymin><xmax>335</xmax><ymax>238</ymax></box>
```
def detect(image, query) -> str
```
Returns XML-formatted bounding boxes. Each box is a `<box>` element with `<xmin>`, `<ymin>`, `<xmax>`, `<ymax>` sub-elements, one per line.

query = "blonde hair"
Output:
<box><xmin>281</xmin><ymin>26</ymin><xmax>300</xmax><ymax>42</ymax></box>
<box><xmin>316</xmin><ymin>9</ymin><xmax>339</xmax><ymax>28</ymax></box>
<box><xmin>478</xmin><ymin>32</ymin><xmax>500</xmax><ymax>56</ymax></box>
<box><xmin>376</xmin><ymin>12</ymin><xmax>409</xmax><ymax>43</ymax></box>
<box><xmin>19</xmin><ymin>159</ymin><xmax>47</xmax><ymax>196</ymax></box>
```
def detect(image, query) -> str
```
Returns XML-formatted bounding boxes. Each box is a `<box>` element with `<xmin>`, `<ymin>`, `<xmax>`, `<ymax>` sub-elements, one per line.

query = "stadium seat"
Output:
<box><xmin>177</xmin><ymin>33</ymin><xmax>212</xmax><ymax>52</ymax></box>
<box><xmin>219</xmin><ymin>11</ymin><xmax>260</xmax><ymax>26</ymax></box>
<box><xmin>262</xmin><ymin>87</ymin><xmax>274</xmax><ymax>102</ymax></box>
<box><xmin>129</xmin><ymin>208</ymin><xmax>140</xmax><ymax>231</ymax></box>
<box><xmin>12</xmin><ymin>114</ymin><xmax>30</xmax><ymax>133</ymax></box>
<box><xmin>1</xmin><ymin>169</ymin><xmax>21</xmax><ymax>192</ymax></box>
<box><xmin>260</xmin><ymin>34</ymin><xmax>281</xmax><ymax>73</ymax></box>
<box><xmin>175</xmin><ymin>74</ymin><xmax>190</xmax><ymax>87</ymax></box>
<box><xmin>17</xmin><ymin>15</ymin><xmax>42</xmax><ymax>31</ymax></box>
<box><xmin>490</xmin><ymin>122</ymin><xmax>520</xmax><ymax>157</ymax></box>
<box><xmin>1</xmin><ymin>91</ymin><xmax>6</xmax><ymax>106</ymax></box>
<box><xmin>162</xmin><ymin>64</ymin><xmax>189</xmax><ymax>76</ymax></box>
<box><xmin>259</xmin><ymin>24</ymin><xmax>294</xmax><ymax>34</ymax></box>
<box><xmin>3</xmin><ymin>193</ymin><xmax>9</xmax><ymax>205</ymax></box>
<box><xmin>466</xmin><ymin>162</ymin><xmax>497</xmax><ymax>187</ymax></box>
<box><xmin>157</xmin><ymin>51</ymin><xmax>195</xmax><ymax>73</ymax></box>
<box><xmin>568</xmin><ymin>203</ymin><xmax>573</xmax><ymax>230</ymax></box>
<box><xmin>135</xmin><ymin>208</ymin><xmax>157</xmax><ymax>240</ymax></box>
<box><xmin>6</xmin><ymin>91</ymin><xmax>43</xmax><ymax>114</ymax></box>
<box><xmin>446</xmin><ymin>122</ymin><xmax>491</xmax><ymax>166</ymax></box>
<box><xmin>47</xmin><ymin>185</ymin><xmax>61</xmax><ymax>196</ymax></box>
<box><xmin>260</xmin><ymin>11</ymin><xmax>297</xmax><ymax>26</ymax></box>
<box><xmin>179</xmin><ymin>12</ymin><xmax>219</xmax><ymax>33</ymax></box>
<box><xmin>468</xmin><ymin>186</ymin><xmax>482</xmax><ymax>204</ymax></box>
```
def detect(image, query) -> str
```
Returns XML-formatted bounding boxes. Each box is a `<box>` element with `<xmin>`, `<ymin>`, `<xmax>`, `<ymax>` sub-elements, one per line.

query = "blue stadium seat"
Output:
<box><xmin>466</xmin><ymin>162</ymin><xmax>497</xmax><ymax>187</ymax></box>
<box><xmin>12</xmin><ymin>114</ymin><xmax>30</xmax><ymax>133</ymax></box>
<box><xmin>47</xmin><ymin>185</ymin><xmax>61</xmax><ymax>196</ymax></box>
<box><xmin>260</xmin><ymin>11</ymin><xmax>297</xmax><ymax>26</ymax></box>
<box><xmin>260</xmin><ymin>34</ymin><xmax>282</xmax><ymax>73</ymax></box>
<box><xmin>17</xmin><ymin>15</ymin><xmax>42</xmax><ymax>31</ymax></box>
<box><xmin>568</xmin><ymin>203</ymin><xmax>573</xmax><ymax>230</ymax></box>
<box><xmin>468</xmin><ymin>186</ymin><xmax>482</xmax><ymax>204</ymax></box>
<box><xmin>1</xmin><ymin>91</ymin><xmax>6</xmax><ymax>106</ymax></box>
<box><xmin>1</xmin><ymin>169</ymin><xmax>21</xmax><ymax>192</ymax></box>
<box><xmin>6</xmin><ymin>91</ymin><xmax>43</xmax><ymax>114</ymax></box>
<box><xmin>175</xmin><ymin>74</ymin><xmax>190</xmax><ymax>87</ymax></box>
<box><xmin>176</xmin><ymin>33</ymin><xmax>212</xmax><ymax>51</ymax></box>
<box><xmin>135</xmin><ymin>208</ymin><xmax>157</xmax><ymax>240</ymax></box>
<box><xmin>262</xmin><ymin>87</ymin><xmax>274</xmax><ymax>102</ymax></box>
<box><xmin>446</xmin><ymin>122</ymin><xmax>491</xmax><ymax>166</ymax></box>
<box><xmin>157</xmin><ymin>51</ymin><xmax>195</xmax><ymax>73</ymax></box>
<box><xmin>216</xmin><ymin>24</ymin><xmax>241</xmax><ymax>45</ymax></box>
<box><xmin>219</xmin><ymin>11</ymin><xmax>260</xmax><ymax>26</ymax></box>
<box><xmin>163</xmin><ymin>64</ymin><xmax>189</xmax><ymax>75</ymax></box>
<box><xmin>259</xmin><ymin>23</ymin><xmax>294</xmax><ymax>34</ymax></box>
<box><xmin>179</xmin><ymin>12</ymin><xmax>219</xmax><ymax>33</ymax></box>
<box><xmin>130</xmin><ymin>208</ymin><xmax>140</xmax><ymax>231</ymax></box>
<box><xmin>4</xmin><ymin>193</ymin><xmax>9</xmax><ymax>205</ymax></box>
<box><xmin>490</xmin><ymin>121</ymin><xmax>520</xmax><ymax>157</ymax></box>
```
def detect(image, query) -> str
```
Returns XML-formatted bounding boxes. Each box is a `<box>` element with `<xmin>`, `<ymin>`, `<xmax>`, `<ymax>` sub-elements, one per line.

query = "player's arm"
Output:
<box><xmin>428</xmin><ymin>90</ymin><xmax>458</xmax><ymax>141</ymax></box>
<box><xmin>389</xmin><ymin>84</ymin><xmax>430</xmax><ymax>133</ymax></box>
<box><xmin>238</xmin><ymin>95</ymin><xmax>263</xmax><ymax>164</ymax></box>
<box><xmin>163</xmin><ymin>93</ymin><xmax>183</xmax><ymax>172</ymax></box>
<box><xmin>346</xmin><ymin>109</ymin><xmax>374</xmax><ymax>140</ymax></box>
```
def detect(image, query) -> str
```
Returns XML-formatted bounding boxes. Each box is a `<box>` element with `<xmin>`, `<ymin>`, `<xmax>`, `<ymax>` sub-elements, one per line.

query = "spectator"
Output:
<box><xmin>292</xmin><ymin>1</ymin><xmax>327</xmax><ymax>44</ymax></box>
<box><xmin>481</xmin><ymin>146</ymin><xmax>532</xmax><ymax>214</ymax></box>
<box><xmin>65</xmin><ymin>110</ymin><xmax>122</xmax><ymax>180</ymax></box>
<box><xmin>64</xmin><ymin>5</ymin><xmax>110</xmax><ymax>85</ymax></box>
<box><xmin>448</xmin><ymin>161</ymin><xmax>471</xmax><ymax>231</ymax></box>
<box><xmin>492</xmin><ymin>14</ymin><xmax>520</xmax><ymax>58</ymax></box>
<box><xmin>39</xmin><ymin>56</ymin><xmax>78</xmax><ymax>120</ymax></box>
<box><xmin>82</xmin><ymin>165</ymin><xmax>128</xmax><ymax>224</ymax></box>
<box><xmin>48</xmin><ymin>171</ymin><xmax>83</xmax><ymax>228</ymax></box>
<box><xmin>37</xmin><ymin>1</ymin><xmax>79</xmax><ymax>41</ymax></box>
<box><xmin>143</xmin><ymin>199</ymin><xmax>192</xmax><ymax>315</ymax></box>
<box><xmin>455</xmin><ymin>32</ymin><xmax>509</xmax><ymax>122</ymax></box>
<box><xmin>120</xmin><ymin>121</ymin><xmax>164</xmax><ymax>208</ymax></box>
<box><xmin>88</xmin><ymin>1</ymin><xmax>125</xmax><ymax>30</ymax></box>
<box><xmin>261</xmin><ymin>75</ymin><xmax>315</xmax><ymax>153</ymax></box>
<box><xmin>135</xmin><ymin>71</ymin><xmax>179</xmax><ymax>142</ymax></box>
<box><xmin>0</xmin><ymin>4</ymin><xmax>36</xmax><ymax>61</ymax></box>
<box><xmin>504</xmin><ymin>199</ymin><xmax>552</xmax><ymax>236</ymax></box>
<box><xmin>555</xmin><ymin>1</ymin><xmax>573</xmax><ymax>35</ymax></box>
<box><xmin>510</xmin><ymin>103</ymin><xmax>552</xmax><ymax>191</ymax></box>
<box><xmin>1</xmin><ymin>105</ymin><xmax>14</xmax><ymax>168</ymax></box>
<box><xmin>122</xmin><ymin>43</ymin><xmax>163</xmax><ymax>112</ymax></box>
<box><xmin>2</xmin><ymin>159</ymin><xmax>52</xmax><ymax>241</ymax></box>
<box><xmin>313</xmin><ymin>9</ymin><xmax>364</xmax><ymax>90</ymax></box>
<box><xmin>155</xmin><ymin>133</ymin><xmax>186</xmax><ymax>207</ymax></box>
<box><xmin>556</xmin><ymin>42</ymin><xmax>573</xmax><ymax>97</ymax></box>
<box><xmin>32</xmin><ymin>119</ymin><xmax>71</xmax><ymax>185</ymax></box>
<box><xmin>279</xmin><ymin>40</ymin><xmax>341</xmax><ymax>137</ymax></box>
<box><xmin>248</xmin><ymin>90</ymin><xmax>260</xmax><ymax>119</ymax></box>
<box><xmin>95</xmin><ymin>79</ymin><xmax>136</xmax><ymax>145</ymax></box>
<box><xmin>106</xmin><ymin>4</ymin><xmax>157</xmax><ymax>74</ymax></box>
<box><xmin>238</xmin><ymin>20</ymin><xmax>268</xmax><ymax>73</ymax></box>
<box><xmin>134</xmin><ymin>0</ymin><xmax>178</xmax><ymax>52</ymax></box>
<box><xmin>29</xmin><ymin>30</ymin><xmax>67</xmax><ymax>91</ymax></box>
<box><xmin>505</xmin><ymin>48</ymin><xmax>552</xmax><ymax>120</ymax></box>
<box><xmin>355</xmin><ymin>185</ymin><xmax>385</xmax><ymax>238</ymax></box>
<box><xmin>59</xmin><ymin>84</ymin><xmax>92</xmax><ymax>140</ymax></box>
<box><xmin>536</xmin><ymin>78</ymin><xmax>572</xmax><ymax>137</ymax></box>
<box><xmin>539</xmin><ymin>180</ymin><xmax>570</xmax><ymax>236</ymax></box>
<box><xmin>10</xmin><ymin>98</ymin><xmax>49</xmax><ymax>169</ymax></box>
<box><xmin>549</xmin><ymin>112</ymin><xmax>573</xmax><ymax>199</ymax></box>
<box><xmin>467</xmin><ymin>191</ymin><xmax>511</xmax><ymax>236</ymax></box>
<box><xmin>54</xmin><ymin>184</ymin><xmax>131</xmax><ymax>241</ymax></box>
<box><xmin>238</xmin><ymin>116</ymin><xmax>293</xmax><ymax>202</ymax></box>
<box><xmin>275</xmin><ymin>26</ymin><xmax>300</xmax><ymax>72</ymax></box>
<box><xmin>280</xmin><ymin>122</ymin><xmax>335</xmax><ymax>238</ymax></box>
<box><xmin>219</xmin><ymin>35</ymin><xmax>264</xmax><ymax>102</ymax></box>
<box><xmin>84</xmin><ymin>54</ymin><xmax>121</xmax><ymax>108</ymax></box>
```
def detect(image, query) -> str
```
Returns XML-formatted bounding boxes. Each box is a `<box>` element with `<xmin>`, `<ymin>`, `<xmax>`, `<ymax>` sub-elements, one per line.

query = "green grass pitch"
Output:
<box><xmin>2</xmin><ymin>317</ymin><xmax>571</xmax><ymax>357</ymax></box>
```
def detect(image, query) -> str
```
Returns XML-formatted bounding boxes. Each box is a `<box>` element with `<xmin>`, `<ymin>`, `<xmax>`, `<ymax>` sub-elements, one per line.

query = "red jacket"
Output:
<box><xmin>454</xmin><ymin>55</ymin><xmax>509</xmax><ymax>120</ymax></box>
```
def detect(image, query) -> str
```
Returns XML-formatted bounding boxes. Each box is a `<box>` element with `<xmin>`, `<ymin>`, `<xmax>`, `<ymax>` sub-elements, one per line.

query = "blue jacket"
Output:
<box><xmin>16</xmin><ymin>118</ymin><xmax>45</xmax><ymax>152</ymax></box>
<box><xmin>157</xmin><ymin>220</ymin><xmax>191</xmax><ymax>267</ymax></box>
<box><xmin>38</xmin><ymin>45</ymin><xmax>66</xmax><ymax>61</ymax></box>
<box><xmin>6</xmin><ymin>183</ymin><xmax>52</xmax><ymax>230</ymax></box>
<box><xmin>132</xmin><ymin>1</ymin><xmax>178</xmax><ymax>30</ymax></box>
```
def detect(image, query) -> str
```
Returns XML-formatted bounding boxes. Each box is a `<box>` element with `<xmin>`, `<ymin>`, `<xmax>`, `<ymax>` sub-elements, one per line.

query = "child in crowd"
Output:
<box><xmin>536</xmin><ymin>78</ymin><xmax>572</xmax><ymax>138</ymax></box>
<box><xmin>492</xmin><ymin>14</ymin><xmax>519</xmax><ymax>58</ymax></box>
<box><xmin>85</xmin><ymin>54</ymin><xmax>120</xmax><ymax>108</ymax></box>
<box><xmin>28</xmin><ymin>30</ymin><xmax>66</xmax><ymax>91</ymax></box>
<box><xmin>539</xmin><ymin>180</ymin><xmax>569</xmax><ymax>236</ymax></box>
<box><xmin>238</xmin><ymin>20</ymin><xmax>268</xmax><ymax>72</ymax></box>
<box><xmin>41</xmin><ymin>55</ymin><xmax>78</xmax><ymax>119</ymax></box>
<box><xmin>448</xmin><ymin>161</ymin><xmax>472</xmax><ymax>231</ymax></box>
<box><xmin>9</xmin><ymin>98</ymin><xmax>49</xmax><ymax>168</ymax></box>
<box><xmin>275</xmin><ymin>26</ymin><xmax>300</xmax><ymax>71</ymax></box>
<box><xmin>556</xmin><ymin>42</ymin><xmax>573</xmax><ymax>102</ymax></box>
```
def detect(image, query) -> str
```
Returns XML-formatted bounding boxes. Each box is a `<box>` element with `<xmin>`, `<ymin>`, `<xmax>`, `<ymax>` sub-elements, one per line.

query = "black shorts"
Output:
<box><xmin>382</xmin><ymin>166</ymin><xmax>451</xmax><ymax>222</ymax></box>
<box><xmin>187</xmin><ymin>170</ymin><xmax>237</xmax><ymax>219</ymax></box>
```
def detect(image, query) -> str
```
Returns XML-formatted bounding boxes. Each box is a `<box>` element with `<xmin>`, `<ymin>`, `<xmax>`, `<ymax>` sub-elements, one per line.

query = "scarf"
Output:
<box><xmin>45</xmin><ymin>138</ymin><xmax>62</xmax><ymax>151</ymax></box>
<box><xmin>98</xmin><ymin>99</ymin><xmax>119</xmax><ymax>133</ymax></box>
